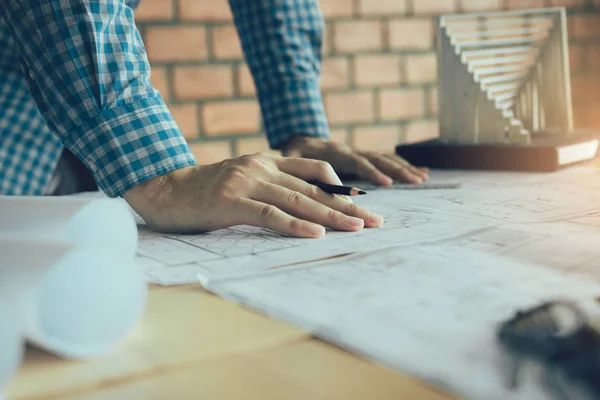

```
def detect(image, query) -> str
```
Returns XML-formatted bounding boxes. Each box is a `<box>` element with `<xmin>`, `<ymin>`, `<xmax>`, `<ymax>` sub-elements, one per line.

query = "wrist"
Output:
<box><xmin>123</xmin><ymin>166</ymin><xmax>191</xmax><ymax>223</ymax></box>
<box><xmin>281</xmin><ymin>135</ymin><xmax>325</xmax><ymax>156</ymax></box>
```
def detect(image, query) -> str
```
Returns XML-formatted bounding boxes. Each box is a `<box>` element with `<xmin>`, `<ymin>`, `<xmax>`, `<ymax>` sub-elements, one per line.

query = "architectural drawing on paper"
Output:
<box><xmin>135</xmin><ymin>168</ymin><xmax>600</xmax><ymax>286</ymax></box>
<box><xmin>204</xmin><ymin>245</ymin><xmax>600</xmax><ymax>400</ymax></box>
<box><xmin>138</xmin><ymin>225</ymin><xmax>299</xmax><ymax>264</ymax></box>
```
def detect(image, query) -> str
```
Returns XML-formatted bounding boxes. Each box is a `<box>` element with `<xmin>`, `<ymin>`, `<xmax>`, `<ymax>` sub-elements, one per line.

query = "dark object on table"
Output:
<box><xmin>396</xmin><ymin>132</ymin><xmax>600</xmax><ymax>172</ymax></box>
<box><xmin>498</xmin><ymin>300</ymin><xmax>600</xmax><ymax>399</ymax></box>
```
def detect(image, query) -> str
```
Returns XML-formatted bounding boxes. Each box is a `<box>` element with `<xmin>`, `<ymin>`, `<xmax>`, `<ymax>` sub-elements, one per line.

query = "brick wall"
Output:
<box><xmin>135</xmin><ymin>0</ymin><xmax>600</xmax><ymax>164</ymax></box>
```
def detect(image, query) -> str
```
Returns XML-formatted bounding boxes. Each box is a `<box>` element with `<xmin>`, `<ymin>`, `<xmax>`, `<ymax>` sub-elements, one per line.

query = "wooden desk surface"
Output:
<box><xmin>8</xmin><ymin>285</ymin><xmax>455</xmax><ymax>400</ymax></box>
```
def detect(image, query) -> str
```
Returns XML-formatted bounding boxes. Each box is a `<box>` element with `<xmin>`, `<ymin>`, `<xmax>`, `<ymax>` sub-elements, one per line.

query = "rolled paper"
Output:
<box><xmin>0</xmin><ymin>236</ymin><xmax>147</xmax><ymax>359</ymax></box>
<box><xmin>0</xmin><ymin>300</ymin><xmax>23</xmax><ymax>395</ymax></box>
<box><xmin>0</xmin><ymin>196</ymin><xmax>138</xmax><ymax>258</ymax></box>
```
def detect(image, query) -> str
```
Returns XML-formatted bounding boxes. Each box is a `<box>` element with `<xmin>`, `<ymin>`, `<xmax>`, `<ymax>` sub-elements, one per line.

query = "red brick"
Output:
<box><xmin>325</xmin><ymin>92</ymin><xmax>375</xmax><ymax>125</ymax></box>
<box><xmin>169</xmin><ymin>104</ymin><xmax>199</xmax><ymax>139</ymax></box>
<box><xmin>179</xmin><ymin>0</ymin><xmax>232</xmax><ymax>21</ymax></box>
<box><xmin>146</xmin><ymin>27</ymin><xmax>207</xmax><ymax>62</ymax></box>
<box><xmin>571</xmin><ymin>75</ymin><xmax>600</xmax><ymax>105</ymax></box>
<box><xmin>406</xmin><ymin>53</ymin><xmax>438</xmax><ymax>84</ymax></box>
<box><xmin>211</xmin><ymin>25</ymin><xmax>244</xmax><ymax>60</ymax></box>
<box><xmin>388</xmin><ymin>19</ymin><xmax>434</xmax><ymax>50</ymax></box>
<box><xmin>150</xmin><ymin>67</ymin><xmax>168</xmax><ymax>98</ymax></box>
<box><xmin>237</xmin><ymin>64</ymin><xmax>256</xmax><ymax>96</ymax></box>
<box><xmin>404</xmin><ymin>120</ymin><xmax>439</xmax><ymax>143</ymax></box>
<box><xmin>358</xmin><ymin>0</ymin><xmax>407</xmax><ymax>15</ymax></box>
<box><xmin>548</xmin><ymin>0</ymin><xmax>584</xmax><ymax>7</ymax></box>
<box><xmin>234</xmin><ymin>137</ymin><xmax>278</xmax><ymax>156</ymax></box>
<box><xmin>570</xmin><ymin>15</ymin><xmax>600</xmax><ymax>40</ymax></box>
<box><xmin>569</xmin><ymin>45</ymin><xmax>585</xmax><ymax>73</ymax></box>
<box><xmin>319</xmin><ymin>0</ymin><xmax>354</xmax><ymax>18</ymax></box>
<box><xmin>354</xmin><ymin>55</ymin><xmax>402</xmax><ymax>87</ymax></box>
<box><xmin>574</xmin><ymin>103</ymin><xmax>600</xmax><ymax>128</ymax></box>
<box><xmin>413</xmin><ymin>0</ymin><xmax>456</xmax><ymax>15</ymax></box>
<box><xmin>429</xmin><ymin>87</ymin><xmax>438</xmax><ymax>116</ymax></box>
<box><xmin>334</xmin><ymin>21</ymin><xmax>383</xmax><ymax>53</ymax></box>
<box><xmin>588</xmin><ymin>45</ymin><xmax>600</xmax><ymax>69</ymax></box>
<box><xmin>202</xmin><ymin>101</ymin><xmax>261</xmax><ymax>136</ymax></box>
<box><xmin>329</xmin><ymin>128</ymin><xmax>349</xmax><ymax>144</ymax></box>
<box><xmin>460</xmin><ymin>0</ymin><xmax>502</xmax><ymax>11</ymax></box>
<box><xmin>321</xmin><ymin>58</ymin><xmax>350</xmax><ymax>90</ymax></box>
<box><xmin>188</xmin><ymin>141</ymin><xmax>232</xmax><ymax>165</ymax></box>
<box><xmin>505</xmin><ymin>0</ymin><xmax>544</xmax><ymax>8</ymax></box>
<box><xmin>173</xmin><ymin>65</ymin><xmax>234</xmax><ymax>100</ymax></box>
<box><xmin>134</xmin><ymin>0</ymin><xmax>173</xmax><ymax>21</ymax></box>
<box><xmin>351</xmin><ymin>126</ymin><xmax>400</xmax><ymax>152</ymax></box>
<box><xmin>378</xmin><ymin>88</ymin><xmax>425</xmax><ymax>121</ymax></box>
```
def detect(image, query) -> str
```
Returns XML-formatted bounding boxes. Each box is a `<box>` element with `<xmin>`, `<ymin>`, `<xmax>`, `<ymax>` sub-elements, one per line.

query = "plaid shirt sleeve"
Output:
<box><xmin>1</xmin><ymin>0</ymin><xmax>196</xmax><ymax>197</ymax></box>
<box><xmin>229</xmin><ymin>0</ymin><xmax>330</xmax><ymax>149</ymax></box>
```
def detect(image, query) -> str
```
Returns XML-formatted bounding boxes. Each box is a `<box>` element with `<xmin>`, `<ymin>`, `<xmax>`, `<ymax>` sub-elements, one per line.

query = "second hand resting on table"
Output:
<box><xmin>124</xmin><ymin>137</ymin><xmax>429</xmax><ymax>238</ymax></box>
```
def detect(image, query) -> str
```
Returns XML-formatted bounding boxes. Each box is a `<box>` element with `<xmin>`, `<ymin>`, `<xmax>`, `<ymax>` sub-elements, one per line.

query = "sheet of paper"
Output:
<box><xmin>0</xmin><ymin>196</ymin><xmax>138</xmax><ymax>258</ymax></box>
<box><xmin>141</xmin><ymin>209</ymin><xmax>492</xmax><ymax>285</ymax></box>
<box><xmin>0</xmin><ymin>300</ymin><xmax>22</xmax><ymax>398</ymax></box>
<box><xmin>0</xmin><ymin>236</ymin><xmax>147</xmax><ymax>359</ymax></box>
<box><xmin>135</xmin><ymin>167</ymin><xmax>600</xmax><ymax>285</ymax></box>
<box><xmin>203</xmin><ymin>244</ymin><xmax>600</xmax><ymax>400</ymax></box>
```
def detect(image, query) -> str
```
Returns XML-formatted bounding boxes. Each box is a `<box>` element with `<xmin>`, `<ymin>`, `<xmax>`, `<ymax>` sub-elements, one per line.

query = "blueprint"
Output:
<box><xmin>139</xmin><ymin>204</ymin><xmax>493</xmax><ymax>285</ymax></box>
<box><xmin>137</xmin><ymin>166</ymin><xmax>600</xmax><ymax>285</ymax></box>
<box><xmin>203</xmin><ymin>244</ymin><xmax>600</xmax><ymax>400</ymax></box>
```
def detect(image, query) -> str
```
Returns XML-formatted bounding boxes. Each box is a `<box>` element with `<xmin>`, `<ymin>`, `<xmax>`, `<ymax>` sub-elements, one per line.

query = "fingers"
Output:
<box><xmin>351</xmin><ymin>155</ymin><xmax>393</xmax><ymax>186</ymax></box>
<box><xmin>276</xmin><ymin>157</ymin><xmax>343</xmax><ymax>185</ymax></box>
<box><xmin>251</xmin><ymin>182</ymin><xmax>366</xmax><ymax>232</ymax></box>
<box><xmin>273</xmin><ymin>173</ymin><xmax>384</xmax><ymax>228</ymax></box>
<box><xmin>385</xmin><ymin>155</ymin><xmax>430</xmax><ymax>181</ymax></box>
<box><xmin>366</xmin><ymin>155</ymin><xmax>425</xmax><ymax>184</ymax></box>
<box><xmin>233</xmin><ymin>198</ymin><xmax>326</xmax><ymax>238</ymax></box>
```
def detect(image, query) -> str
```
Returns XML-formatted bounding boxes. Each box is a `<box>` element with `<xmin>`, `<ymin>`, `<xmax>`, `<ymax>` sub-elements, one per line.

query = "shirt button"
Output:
<box><xmin>28</xmin><ymin>70</ymin><xmax>35</xmax><ymax>80</ymax></box>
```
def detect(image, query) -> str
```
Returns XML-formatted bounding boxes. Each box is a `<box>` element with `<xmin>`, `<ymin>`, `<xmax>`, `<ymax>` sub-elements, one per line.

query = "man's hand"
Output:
<box><xmin>282</xmin><ymin>137</ymin><xmax>429</xmax><ymax>186</ymax></box>
<box><xmin>123</xmin><ymin>153</ymin><xmax>383</xmax><ymax>238</ymax></box>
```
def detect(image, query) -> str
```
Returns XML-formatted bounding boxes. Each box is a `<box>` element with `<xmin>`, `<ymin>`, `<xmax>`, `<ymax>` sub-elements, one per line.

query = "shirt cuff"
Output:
<box><xmin>63</xmin><ymin>96</ymin><xmax>197</xmax><ymax>197</ymax></box>
<box><xmin>255</xmin><ymin>78</ymin><xmax>330</xmax><ymax>149</ymax></box>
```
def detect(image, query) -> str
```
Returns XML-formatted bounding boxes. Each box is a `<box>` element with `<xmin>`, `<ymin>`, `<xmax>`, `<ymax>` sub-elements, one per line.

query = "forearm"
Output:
<box><xmin>229</xmin><ymin>0</ymin><xmax>330</xmax><ymax>149</ymax></box>
<box><xmin>2</xmin><ymin>0</ymin><xmax>195</xmax><ymax>197</ymax></box>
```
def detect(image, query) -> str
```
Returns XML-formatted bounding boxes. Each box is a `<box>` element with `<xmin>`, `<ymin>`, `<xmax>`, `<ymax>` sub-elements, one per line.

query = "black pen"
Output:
<box><xmin>308</xmin><ymin>181</ymin><xmax>367</xmax><ymax>196</ymax></box>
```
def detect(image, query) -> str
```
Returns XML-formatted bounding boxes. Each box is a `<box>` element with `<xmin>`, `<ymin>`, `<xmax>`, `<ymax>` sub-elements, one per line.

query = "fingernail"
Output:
<box><xmin>368</xmin><ymin>213</ymin><xmax>384</xmax><ymax>226</ymax></box>
<box><xmin>347</xmin><ymin>217</ymin><xmax>364</xmax><ymax>228</ymax></box>
<box><xmin>380</xmin><ymin>176</ymin><xmax>393</xmax><ymax>186</ymax></box>
<box><xmin>307</xmin><ymin>224</ymin><xmax>325</xmax><ymax>237</ymax></box>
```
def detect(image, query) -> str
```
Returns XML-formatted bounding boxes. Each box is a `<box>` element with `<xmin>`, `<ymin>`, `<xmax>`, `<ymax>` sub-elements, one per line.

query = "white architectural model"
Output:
<box><xmin>437</xmin><ymin>8</ymin><xmax>573</xmax><ymax>144</ymax></box>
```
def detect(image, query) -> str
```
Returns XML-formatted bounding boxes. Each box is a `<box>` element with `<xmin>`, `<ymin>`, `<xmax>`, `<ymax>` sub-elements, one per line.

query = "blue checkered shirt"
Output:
<box><xmin>0</xmin><ymin>0</ymin><xmax>328</xmax><ymax>197</ymax></box>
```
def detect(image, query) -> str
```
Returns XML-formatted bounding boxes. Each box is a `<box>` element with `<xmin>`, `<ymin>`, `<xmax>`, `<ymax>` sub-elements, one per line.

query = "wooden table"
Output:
<box><xmin>7</xmin><ymin>284</ymin><xmax>455</xmax><ymax>400</ymax></box>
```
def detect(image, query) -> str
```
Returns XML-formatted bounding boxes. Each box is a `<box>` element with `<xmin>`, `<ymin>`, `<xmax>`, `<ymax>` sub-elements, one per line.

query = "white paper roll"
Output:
<box><xmin>0</xmin><ymin>237</ymin><xmax>147</xmax><ymax>359</ymax></box>
<box><xmin>0</xmin><ymin>300</ymin><xmax>23</xmax><ymax>394</ymax></box>
<box><xmin>0</xmin><ymin>196</ymin><xmax>138</xmax><ymax>258</ymax></box>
